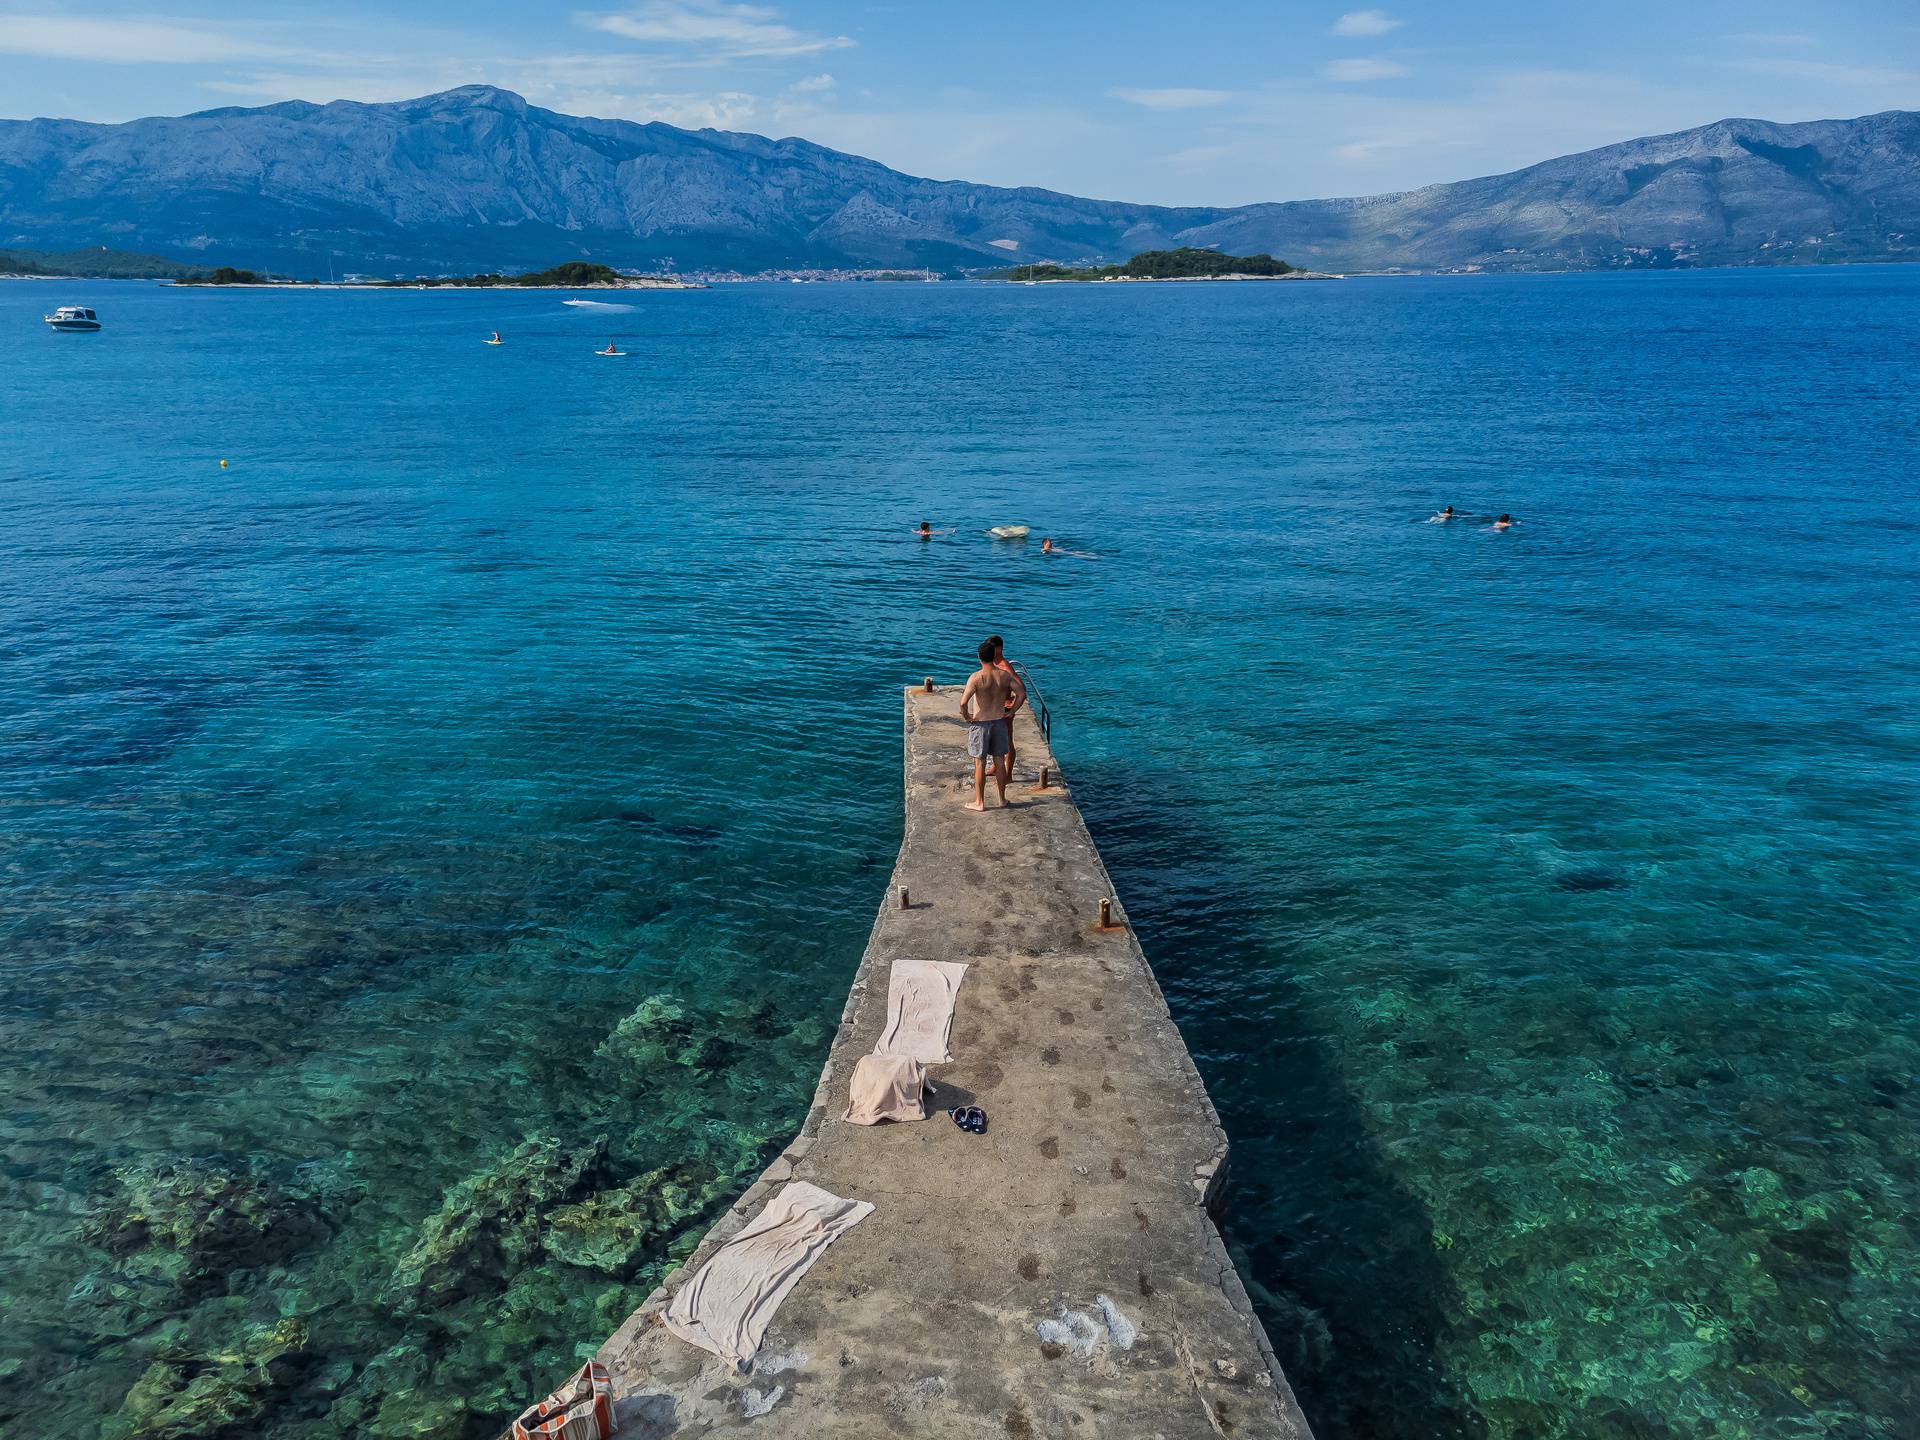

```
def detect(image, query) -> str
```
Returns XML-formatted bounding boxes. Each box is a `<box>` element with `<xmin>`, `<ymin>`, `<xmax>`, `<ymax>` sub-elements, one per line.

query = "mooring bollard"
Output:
<box><xmin>899</xmin><ymin>886</ymin><xmax>910</xmax><ymax>910</ymax></box>
<box><xmin>1038</xmin><ymin>766</ymin><xmax>1050</xmax><ymax>790</ymax></box>
<box><xmin>1099</xmin><ymin>897</ymin><xmax>1113</xmax><ymax>928</ymax></box>
<box><xmin>923</xmin><ymin>677</ymin><xmax>934</xmax><ymax>693</ymax></box>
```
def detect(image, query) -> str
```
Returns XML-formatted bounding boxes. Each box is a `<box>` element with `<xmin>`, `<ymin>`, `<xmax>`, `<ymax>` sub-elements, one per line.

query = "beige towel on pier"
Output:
<box><xmin>873</xmin><ymin>958</ymin><xmax>968</xmax><ymax>1064</ymax></box>
<box><xmin>661</xmin><ymin>1181</ymin><xmax>874</xmax><ymax>1371</ymax></box>
<box><xmin>844</xmin><ymin>1052</ymin><xmax>928</xmax><ymax>1125</ymax></box>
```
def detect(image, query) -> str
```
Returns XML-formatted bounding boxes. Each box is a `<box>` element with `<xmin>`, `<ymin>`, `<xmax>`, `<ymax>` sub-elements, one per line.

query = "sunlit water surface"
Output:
<box><xmin>2</xmin><ymin>271</ymin><xmax>1916</xmax><ymax>1439</ymax></box>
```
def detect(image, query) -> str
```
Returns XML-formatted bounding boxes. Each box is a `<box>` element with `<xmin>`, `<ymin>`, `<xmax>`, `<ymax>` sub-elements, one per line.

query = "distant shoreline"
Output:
<box><xmin>1003</xmin><ymin>271</ymin><xmax>1340</xmax><ymax>284</ymax></box>
<box><xmin>167</xmin><ymin>278</ymin><xmax>704</xmax><ymax>291</ymax></box>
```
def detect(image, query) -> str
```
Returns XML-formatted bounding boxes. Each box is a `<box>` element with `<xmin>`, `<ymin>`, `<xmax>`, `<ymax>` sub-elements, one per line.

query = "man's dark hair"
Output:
<box><xmin>986</xmin><ymin>634</ymin><xmax>1004</xmax><ymax>656</ymax></box>
<box><xmin>979</xmin><ymin>639</ymin><xmax>997</xmax><ymax>663</ymax></box>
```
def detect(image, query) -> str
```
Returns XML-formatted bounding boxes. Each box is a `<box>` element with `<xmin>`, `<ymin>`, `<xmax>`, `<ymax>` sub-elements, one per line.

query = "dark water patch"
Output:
<box><xmin>1075</xmin><ymin>758</ymin><xmax>1481</xmax><ymax>1440</ymax></box>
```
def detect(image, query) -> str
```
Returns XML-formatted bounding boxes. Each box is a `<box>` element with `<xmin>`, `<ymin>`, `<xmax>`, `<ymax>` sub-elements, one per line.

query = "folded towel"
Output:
<box><xmin>844</xmin><ymin>1052</ymin><xmax>928</xmax><ymax>1125</ymax></box>
<box><xmin>873</xmin><ymin>958</ymin><xmax>969</xmax><ymax>1064</ymax></box>
<box><xmin>661</xmin><ymin>1182</ymin><xmax>874</xmax><ymax>1371</ymax></box>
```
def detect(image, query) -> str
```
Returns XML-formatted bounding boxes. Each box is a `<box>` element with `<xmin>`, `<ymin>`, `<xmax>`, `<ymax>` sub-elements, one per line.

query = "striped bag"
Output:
<box><xmin>511</xmin><ymin>1361</ymin><xmax>613</xmax><ymax>1440</ymax></box>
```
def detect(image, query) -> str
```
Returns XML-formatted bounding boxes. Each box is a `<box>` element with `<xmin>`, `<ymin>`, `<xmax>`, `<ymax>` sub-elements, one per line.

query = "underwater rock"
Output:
<box><xmin>541</xmin><ymin>1165</ymin><xmax>722</xmax><ymax>1278</ymax></box>
<box><xmin>104</xmin><ymin>1318</ymin><xmax>309</xmax><ymax>1440</ymax></box>
<box><xmin>594</xmin><ymin>995</ymin><xmax>735</xmax><ymax>1074</ymax></box>
<box><xmin>324</xmin><ymin>1340</ymin><xmax>427</xmax><ymax>1433</ymax></box>
<box><xmin>366</xmin><ymin>1393</ymin><xmax>470</xmax><ymax>1438</ymax></box>
<box><xmin>389</xmin><ymin>1136</ymin><xmax>607</xmax><ymax>1312</ymax></box>
<box><xmin>81</xmin><ymin>1157</ymin><xmax>328</xmax><ymax>1296</ymax></box>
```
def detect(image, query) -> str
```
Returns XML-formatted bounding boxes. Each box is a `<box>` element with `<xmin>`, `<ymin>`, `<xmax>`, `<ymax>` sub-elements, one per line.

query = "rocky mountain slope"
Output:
<box><xmin>0</xmin><ymin>86</ymin><xmax>1914</xmax><ymax>274</ymax></box>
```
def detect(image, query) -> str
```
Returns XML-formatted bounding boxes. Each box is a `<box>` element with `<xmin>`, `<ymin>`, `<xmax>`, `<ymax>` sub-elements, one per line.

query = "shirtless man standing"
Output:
<box><xmin>985</xmin><ymin>634</ymin><xmax>1022</xmax><ymax>778</ymax></box>
<box><xmin>959</xmin><ymin>639</ymin><xmax>1025</xmax><ymax>811</ymax></box>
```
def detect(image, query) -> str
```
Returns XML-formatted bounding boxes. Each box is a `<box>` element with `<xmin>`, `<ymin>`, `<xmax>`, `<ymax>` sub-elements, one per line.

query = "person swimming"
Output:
<box><xmin>1492</xmin><ymin>513</ymin><xmax>1513</xmax><ymax>530</ymax></box>
<box><xmin>918</xmin><ymin>520</ymin><xmax>932</xmax><ymax>539</ymax></box>
<box><xmin>1037</xmin><ymin>536</ymin><xmax>1098</xmax><ymax>559</ymax></box>
<box><xmin>1428</xmin><ymin>505</ymin><xmax>1456</xmax><ymax>523</ymax></box>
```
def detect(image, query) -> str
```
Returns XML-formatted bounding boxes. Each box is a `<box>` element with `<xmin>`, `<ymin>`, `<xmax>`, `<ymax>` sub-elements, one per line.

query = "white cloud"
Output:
<box><xmin>1165</xmin><ymin>143</ymin><xmax>1235</xmax><ymax>169</ymax></box>
<box><xmin>575</xmin><ymin>89</ymin><xmax>759</xmax><ymax>127</ymax></box>
<box><xmin>0</xmin><ymin>14</ymin><xmax>292</xmax><ymax>63</ymax></box>
<box><xmin>1323</xmin><ymin>58</ymin><xmax>1411</xmax><ymax>82</ymax></box>
<box><xmin>1109</xmin><ymin>87</ymin><xmax>1233</xmax><ymax>111</ymax></box>
<box><xmin>764</xmin><ymin>93</ymin><xmax>1107</xmax><ymax>187</ymax></box>
<box><xmin>789</xmin><ymin>72</ymin><xmax>833</xmax><ymax>93</ymax></box>
<box><xmin>1333</xmin><ymin>10</ymin><xmax>1402</xmax><ymax>39</ymax></box>
<box><xmin>1724</xmin><ymin>57</ymin><xmax>1919</xmax><ymax>90</ymax></box>
<box><xmin>579</xmin><ymin>1</ymin><xmax>851</xmax><ymax>59</ymax></box>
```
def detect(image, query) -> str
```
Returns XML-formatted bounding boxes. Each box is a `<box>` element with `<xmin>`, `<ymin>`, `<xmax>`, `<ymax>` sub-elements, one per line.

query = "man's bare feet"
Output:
<box><xmin>965</xmin><ymin>799</ymin><xmax>988</xmax><ymax>812</ymax></box>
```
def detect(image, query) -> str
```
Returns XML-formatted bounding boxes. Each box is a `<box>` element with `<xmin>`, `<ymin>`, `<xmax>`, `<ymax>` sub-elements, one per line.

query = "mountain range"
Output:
<box><xmin>1</xmin><ymin>86</ymin><xmax>1916</xmax><ymax>276</ymax></box>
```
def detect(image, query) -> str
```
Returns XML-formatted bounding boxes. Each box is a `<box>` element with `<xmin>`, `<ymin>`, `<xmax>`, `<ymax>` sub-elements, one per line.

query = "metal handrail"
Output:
<box><xmin>1011</xmin><ymin>661</ymin><xmax>1051</xmax><ymax>745</ymax></box>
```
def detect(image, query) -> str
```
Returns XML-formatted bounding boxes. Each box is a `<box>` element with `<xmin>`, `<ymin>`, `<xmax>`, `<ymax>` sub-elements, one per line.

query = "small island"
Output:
<box><xmin>374</xmin><ymin>261</ymin><xmax>695</xmax><ymax>289</ymax></box>
<box><xmin>990</xmin><ymin>247</ymin><xmax>1332</xmax><ymax>282</ymax></box>
<box><xmin>173</xmin><ymin>266</ymin><xmax>266</xmax><ymax>285</ymax></box>
<box><xmin>170</xmin><ymin>260</ymin><xmax>701</xmax><ymax>288</ymax></box>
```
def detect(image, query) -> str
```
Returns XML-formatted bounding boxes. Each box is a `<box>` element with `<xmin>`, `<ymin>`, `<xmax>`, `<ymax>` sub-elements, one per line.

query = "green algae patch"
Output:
<box><xmin>542</xmin><ymin>1165</ymin><xmax>722</xmax><ymax>1278</ymax></box>
<box><xmin>104</xmin><ymin>1319</ymin><xmax>309</xmax><ymax>1440</ymax></box>
<box><xmin>390</xmin><ymin>1136</ymin><xmax>609</xmax><ymax>1312</ymax></box>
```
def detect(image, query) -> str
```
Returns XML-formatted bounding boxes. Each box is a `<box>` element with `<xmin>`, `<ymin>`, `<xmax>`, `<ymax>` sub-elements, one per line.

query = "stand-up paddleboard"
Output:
<box><xmin>987</xmin><ymin>524</ymin><xmax>1030</xmax><ymax>539</ymax></box>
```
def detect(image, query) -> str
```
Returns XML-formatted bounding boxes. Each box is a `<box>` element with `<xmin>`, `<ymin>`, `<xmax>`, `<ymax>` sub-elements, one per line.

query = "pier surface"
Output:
<box><xmin>592</xmin><ymin>688</ymin><xmax>1314</xmax><ymax>1438</ymax></box>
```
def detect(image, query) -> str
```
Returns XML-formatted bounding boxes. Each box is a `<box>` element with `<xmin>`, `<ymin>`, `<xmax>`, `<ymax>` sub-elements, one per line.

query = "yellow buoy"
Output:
<box><xmin>219</xmin><ymin>459</ymin><xmax>229</xmax><ymax>469</ymax></box>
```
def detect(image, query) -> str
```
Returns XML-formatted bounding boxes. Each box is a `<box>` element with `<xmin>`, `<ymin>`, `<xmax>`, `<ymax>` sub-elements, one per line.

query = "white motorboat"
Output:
<box><xmin>45</xmin><ymin>305</ymin><xmax>102</xmax><ymax>332</ymax></box>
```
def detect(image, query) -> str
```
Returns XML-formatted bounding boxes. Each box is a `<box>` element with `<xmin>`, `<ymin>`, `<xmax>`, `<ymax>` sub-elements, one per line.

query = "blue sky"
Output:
<box><xmin>1</xmin><ymin>2</ymin><xmax>1916</xmax><ymax>203</ymax></box>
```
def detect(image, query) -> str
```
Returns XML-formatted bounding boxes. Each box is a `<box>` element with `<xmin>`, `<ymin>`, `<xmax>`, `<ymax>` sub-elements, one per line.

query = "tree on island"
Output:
<box><xmin>1119</xmin><ymin>248</ymin><xmax>1294</xmax><ymax>278</ymax></box>
<box><xmin>206</xmin><ymin>267</ymin><xmax>262</xmax><ymax>284</ymax></box>
<box><xmin>383</xmin><ymin>261</ymin><xmax>631</xmax><ymax>288</ymax></box>
<box><xmin>991</xmin><ymin>247</ymin><xmax>1297</xmax><ymax>282</ymax></box>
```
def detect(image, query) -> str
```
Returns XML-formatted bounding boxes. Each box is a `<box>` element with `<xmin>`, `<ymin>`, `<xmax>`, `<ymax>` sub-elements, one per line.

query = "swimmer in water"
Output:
<box><xmin>1428</xmin><ymin>505</ymin><xmax>1456</xmax><ymax>523</ymax></box>
<box><xmin>918</xmin><ymin>520</ymin><xmax>932</xmax><ymax>540</ymax></box>
<box><xmin>1492</xmin><ymin>513</ymin><xmax>1513</xmax><ymax>530</ymax></box>
<box><xmin>1038</xmin><ymin>537</ymin><xmax>1098</xmax><ymax>560</ymax></box>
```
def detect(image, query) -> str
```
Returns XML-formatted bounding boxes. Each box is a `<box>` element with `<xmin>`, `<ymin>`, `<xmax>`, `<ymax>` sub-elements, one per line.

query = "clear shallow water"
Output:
<box><xmin>1</xmin><ymin>271</ymin><xmax>1916</xmax><ymax>1439</ymax></box>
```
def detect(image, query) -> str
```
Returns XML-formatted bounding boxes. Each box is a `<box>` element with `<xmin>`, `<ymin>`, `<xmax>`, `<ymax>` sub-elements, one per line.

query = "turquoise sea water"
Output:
<box><xmin>2</xmin><ymin>270</ymin><xmax>1917</xmax><ymax>1439</ymax></box>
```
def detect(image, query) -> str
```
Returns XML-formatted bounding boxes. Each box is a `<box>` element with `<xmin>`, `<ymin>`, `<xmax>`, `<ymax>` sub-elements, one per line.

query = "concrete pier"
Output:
<box><xmin>590</xmin><ymin>688</ymin><xmax>1314</xmax><ymax>1438</ymax></box>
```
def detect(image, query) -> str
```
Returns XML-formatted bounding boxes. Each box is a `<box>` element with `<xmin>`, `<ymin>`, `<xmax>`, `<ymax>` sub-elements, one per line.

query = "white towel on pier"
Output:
<box><xmin>873</xmin><ymin>958</ymin><xmax>968</xmax><ymax>1064</ymax></box>
<box><xmin>844</xmin><ymin>1052</ymin><xmax>929</xmax><ymax>1125</ymax></box>
<box><xmin>661</xmin><ymin>1181</ymin><xmax>873</xmax><ymax>1371</ymax></box>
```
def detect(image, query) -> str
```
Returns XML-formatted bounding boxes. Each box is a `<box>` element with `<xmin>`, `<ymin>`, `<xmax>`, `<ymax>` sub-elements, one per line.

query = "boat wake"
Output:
<box><xmin>563</xmin><ymin>299</ymin><xmax>635</xmax><ymax>312</ymax></box>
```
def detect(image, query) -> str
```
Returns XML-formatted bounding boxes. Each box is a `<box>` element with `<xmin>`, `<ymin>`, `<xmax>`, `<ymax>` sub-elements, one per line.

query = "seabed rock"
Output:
<box><xmin>104</xmin><ymin>1318</ymin><xmax>309</xmax><ymax>1440</ymax></box>
<box><xmin>542</xmin><ymin>1164</ymin><xmax>726</xmax><ymax>1278</ymax></box>
<box><xmin>389</xmin><ymin>1136</ymin><xmax>607</xmax><ymax>1312</ymax></box>
<box><xmin>595</xmin><ymin>994</ymin><xmax>736</xmax><ymax>1074</ymax></box>
<box><xmin>81</xmin><ymin>1156</ymin><xmax>328</xmax><ymax>1297</ymax></box>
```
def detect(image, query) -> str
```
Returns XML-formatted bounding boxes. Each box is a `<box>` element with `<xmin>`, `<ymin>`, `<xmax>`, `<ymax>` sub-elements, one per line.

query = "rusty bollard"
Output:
<box><xmin>899</xmin><ymin>886</ymin><xmax>911</xmax><ymax>910</ymax></box>
<box><xmin>1099</xmin><ymin>897</ymin><xmax>1113</xmax><ymax>929</ymax></box>
<box><xmin>1037</xmin><ymin>765</ymin><xmax>1051</xmax><ymax>790</ymax></box>
<box><xmin>922</xmin><ymin>677</ymin><xmax>934</xmax><ymax>693</ymax></box>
